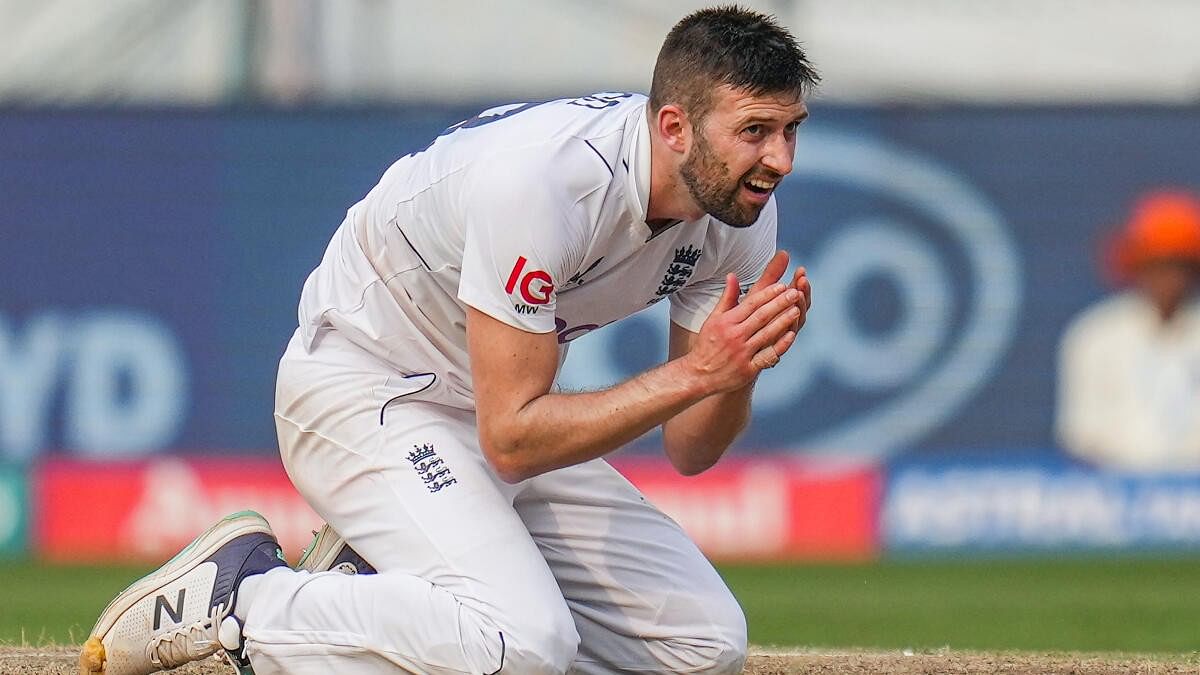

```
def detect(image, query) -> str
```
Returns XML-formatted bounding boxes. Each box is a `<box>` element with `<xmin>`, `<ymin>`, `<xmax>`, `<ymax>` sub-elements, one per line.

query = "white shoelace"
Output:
<box><xmin>147</xmin><ymin>601</ymin><xmax>232</xmax><ymax>668</ymax></box>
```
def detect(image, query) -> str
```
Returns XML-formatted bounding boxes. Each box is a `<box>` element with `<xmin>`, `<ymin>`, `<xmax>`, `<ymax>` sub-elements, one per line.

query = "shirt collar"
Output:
<box><xmin>623</xmin><ymin>104</ymin><xmax>690</xmax><ymax>242</ymax></box>
<box><xmin>622</xmin><ymin>105</ymin><xmax>652</xmax><ymax>227</ymax></box>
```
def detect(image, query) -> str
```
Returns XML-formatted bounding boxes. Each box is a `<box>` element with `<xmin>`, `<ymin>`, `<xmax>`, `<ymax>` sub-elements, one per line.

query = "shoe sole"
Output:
<box><xmin>294</xmin><ymin>525</ymin><xmax>340</xmax><ymax>573</ymax></box>
<box><xmin>78</xmin><ymin>510</ymin><xmax>273</xmax><ymax>675</ymax></box>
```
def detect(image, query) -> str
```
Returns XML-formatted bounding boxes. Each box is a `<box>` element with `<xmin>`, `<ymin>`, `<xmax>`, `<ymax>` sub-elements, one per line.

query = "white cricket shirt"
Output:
<box><xmin>297</xmin><ymin>93</ymin><xmax>777</xmax><ymax>410</ymax></box>
<box><xmin>1056</xmin><ymin>292</ymin><xmax>1200</xmax><ymax>471</ymax></box>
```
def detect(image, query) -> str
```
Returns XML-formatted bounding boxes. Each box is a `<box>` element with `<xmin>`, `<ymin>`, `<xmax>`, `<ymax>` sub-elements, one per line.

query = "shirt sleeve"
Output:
<box><xmin>668</xmin><ymin>199</ymin><xmax>779</xmax><ymax>333</ymax></box>
<box><xmin>457</xmin><ymin>151</ymin><xmax>588</xmax><ymax>334</ymax></box>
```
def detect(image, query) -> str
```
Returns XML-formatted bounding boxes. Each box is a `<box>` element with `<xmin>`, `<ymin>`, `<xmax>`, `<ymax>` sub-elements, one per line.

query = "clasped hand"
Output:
<box><xmin>686</xmin><ymin>250</ymin><xmax>811</xmax><ymax>394</ymax></box>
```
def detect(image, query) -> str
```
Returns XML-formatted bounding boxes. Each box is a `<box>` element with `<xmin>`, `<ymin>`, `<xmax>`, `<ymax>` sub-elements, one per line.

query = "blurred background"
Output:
<box><xmin>3</xmin><ymin>0</ymin><xmax>1200</xmax><ymax>653</ymax></box>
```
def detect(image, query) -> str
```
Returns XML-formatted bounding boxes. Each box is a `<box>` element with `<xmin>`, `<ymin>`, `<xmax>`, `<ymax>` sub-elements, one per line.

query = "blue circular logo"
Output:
<box><xmin>560</xmin><ymin>129</ymin><xmax>1022</xmax><ymax>460</ymax></box>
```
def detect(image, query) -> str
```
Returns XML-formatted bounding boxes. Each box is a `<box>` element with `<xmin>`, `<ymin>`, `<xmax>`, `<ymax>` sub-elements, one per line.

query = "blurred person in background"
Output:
<box><xmin>1056</xmin><ymin>190</ymin><xmax>1200</xmax><ymax>471</ymax></box>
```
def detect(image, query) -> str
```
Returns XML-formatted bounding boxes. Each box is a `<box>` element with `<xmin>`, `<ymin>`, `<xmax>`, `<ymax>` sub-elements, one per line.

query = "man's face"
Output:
<box><xmin>1134</xmin><ymin>258</ymin><xmax>1200</xmax><ymax>317</ymax></box>
<box><xmin>679</xmin><ymin>85</ymin><xmax>808</xmax><ymax>227</ymax></box>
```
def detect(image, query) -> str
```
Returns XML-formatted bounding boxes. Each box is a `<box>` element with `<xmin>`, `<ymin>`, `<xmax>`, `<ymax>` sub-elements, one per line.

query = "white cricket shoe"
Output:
<box><xmin>79</xmin><ymin>510</ymin><xmax>287</xmax><ymax>675</ymax></box>
<box><xmin>295</xmin><ymin>523</ymin><xmax>377</xmax><ymax>575</ymax></box>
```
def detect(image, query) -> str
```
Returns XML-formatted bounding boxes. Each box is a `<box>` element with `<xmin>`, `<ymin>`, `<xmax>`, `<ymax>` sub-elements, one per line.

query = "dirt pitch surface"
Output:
<box><xmin>4</xmin><ymin>646</ymin><xmax>1199</xmax><ymax>674</ymax></box>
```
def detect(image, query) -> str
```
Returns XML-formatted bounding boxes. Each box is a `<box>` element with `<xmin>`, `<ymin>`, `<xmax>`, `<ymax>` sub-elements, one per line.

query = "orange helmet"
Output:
<box><xmin>1104</xmin><ymin>190</ymin><xmax>1200</xmax><ymax>284</ymax></box>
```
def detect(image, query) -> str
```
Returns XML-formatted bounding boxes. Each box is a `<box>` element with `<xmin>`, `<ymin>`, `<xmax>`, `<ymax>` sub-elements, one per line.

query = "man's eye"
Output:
<box><xmin>785</xmin><ymin>121</ymin><xmax>799</xmax><ymax>134</ymax></box>
<box><xmin>743</xmin><ymin>124</ymin><xmax>764</xmax><ymax>136</ymax></box>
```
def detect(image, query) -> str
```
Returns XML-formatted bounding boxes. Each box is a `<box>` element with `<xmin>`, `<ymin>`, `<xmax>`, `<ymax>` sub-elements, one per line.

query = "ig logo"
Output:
<box><xmin>505</xmin><ymin>255</ymin><xmax>554</xmax><ymax>305</ymax></box>
<box><xmin>558</xmin><ymin>130</ymin><xmax>1022</xmax><ymax>460</ymax></box>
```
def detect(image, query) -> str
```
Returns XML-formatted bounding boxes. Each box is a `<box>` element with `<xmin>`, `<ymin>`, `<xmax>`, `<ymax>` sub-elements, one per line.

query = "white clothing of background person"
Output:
<box><xmin>1057</xmin><ymin>293</ymin><xmax>1200</xmax><ymax>471</ymax></box>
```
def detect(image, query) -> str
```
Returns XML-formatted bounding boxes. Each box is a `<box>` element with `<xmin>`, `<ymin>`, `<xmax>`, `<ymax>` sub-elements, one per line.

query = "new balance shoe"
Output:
<box><xmin>295</xmin><ymin>523</ymin><xmax>377</xmax><ymax>575</ymax></box>
<box><xmin>79</xmin><ymin>510</ymin><xmax>288</xmax><ymax>675</ymax></box>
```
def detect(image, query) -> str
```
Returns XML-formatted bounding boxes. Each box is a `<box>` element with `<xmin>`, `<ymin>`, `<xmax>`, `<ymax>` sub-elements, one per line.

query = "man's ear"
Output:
<box><xmin>656</xmin><ymin>104</ymin><xmax>692</xmax><ymax>155</ymax></box>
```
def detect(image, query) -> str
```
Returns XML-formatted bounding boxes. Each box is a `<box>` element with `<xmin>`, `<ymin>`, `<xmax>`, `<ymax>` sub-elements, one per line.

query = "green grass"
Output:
<box><xmin>3</xmin><ymin>558</ymin><xmax>1200</xmax><ymax>652</ymax></box>
<box><xmin>0</xmin><ymin>561</ymin><xmax>154</xmax><ymax>645</ymax></box>
<box><xmin>719</xmin><ymin>557</ymin><xmax>1200</xmax><ymax>653</ymax></box>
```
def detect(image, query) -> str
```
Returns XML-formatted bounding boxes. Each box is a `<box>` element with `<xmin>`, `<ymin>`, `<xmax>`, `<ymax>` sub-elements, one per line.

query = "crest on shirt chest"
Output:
<box><xmin>647</xmin><ymin>245</ymin><xmax>702</xmax><ymax>305</ymax></box>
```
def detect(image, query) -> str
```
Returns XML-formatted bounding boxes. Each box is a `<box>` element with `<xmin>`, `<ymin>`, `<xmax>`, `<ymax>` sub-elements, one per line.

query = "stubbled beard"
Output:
<box><xmin>679</xmin><ymin>132</ymin><xmax>764</xmax><ymax>228</ymax></box>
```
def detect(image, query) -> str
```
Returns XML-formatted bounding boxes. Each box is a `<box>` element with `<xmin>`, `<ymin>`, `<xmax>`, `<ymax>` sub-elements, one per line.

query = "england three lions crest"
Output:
<box><xmin>649</xmin><ymin>245</ymin><xmax>702</xmax><ymax>304</ymax></box>
<box><xmin>408</xmin><ymin>443</ymin><xmax>457</xmax><ymax>493</ymax></box>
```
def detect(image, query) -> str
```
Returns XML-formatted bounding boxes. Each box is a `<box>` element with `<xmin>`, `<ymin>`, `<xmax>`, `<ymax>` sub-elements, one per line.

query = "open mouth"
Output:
<box><xmin>743</xmin><ymin>177</ymin><xmax>777</xmax><ymax>197</ymax></box>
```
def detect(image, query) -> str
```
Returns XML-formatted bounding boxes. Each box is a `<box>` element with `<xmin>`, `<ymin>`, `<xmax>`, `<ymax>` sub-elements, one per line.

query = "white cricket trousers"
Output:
<box><xmin>240</xmin><ymin>329</ymin><xmax>748</xmax><ymax>675</ymax></box>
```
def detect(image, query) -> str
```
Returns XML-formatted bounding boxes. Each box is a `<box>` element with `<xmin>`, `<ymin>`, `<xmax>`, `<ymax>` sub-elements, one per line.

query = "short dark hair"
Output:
<box><xmin>649</xmin><ymin>5</ymin><xmax>819</xmax><ymax>122</ymax></box>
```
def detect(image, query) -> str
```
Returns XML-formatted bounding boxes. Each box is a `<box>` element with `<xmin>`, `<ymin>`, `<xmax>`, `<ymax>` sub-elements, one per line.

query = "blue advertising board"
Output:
<box><xmin>884</xmin><ymin>455</ymin><xmax>1200</xmax><ymax>552</ymax></box>
<box><xmin>1</xmin><ymin>104</ymin><xmax>1198</xmax><ymax>460</ymax></box>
